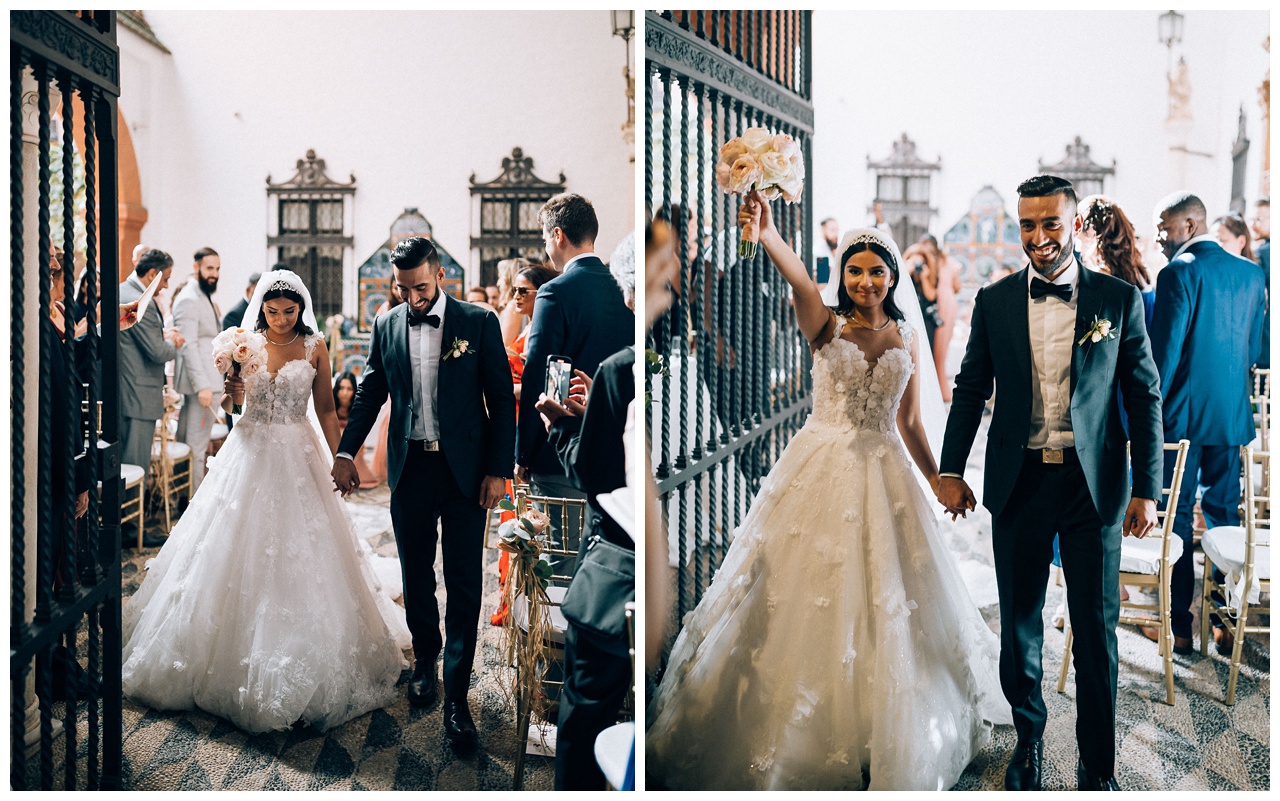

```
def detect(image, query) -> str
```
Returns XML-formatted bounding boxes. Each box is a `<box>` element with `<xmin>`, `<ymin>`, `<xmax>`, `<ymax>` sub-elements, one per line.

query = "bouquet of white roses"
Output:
<box><xmin>715</xmin><ymin>126</ymin><xmax>806</xmax><ymax>258</ymax></box>
<box><xmin>211</xmin><ymin>327</ymin><xmax>267</xmax><ymax>414</ymax></box>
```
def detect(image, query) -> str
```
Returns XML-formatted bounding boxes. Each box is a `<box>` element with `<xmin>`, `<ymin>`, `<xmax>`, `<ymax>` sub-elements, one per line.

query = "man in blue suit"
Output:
<box><xmin>1147</xmin><ymin>191</ymin><xmax>1267</xmax><ymax>654</ymax></box>
<box><xmin>515</xmin><ymin>193</ymin><xmax>634</xmax><ymax>493</ymax></box>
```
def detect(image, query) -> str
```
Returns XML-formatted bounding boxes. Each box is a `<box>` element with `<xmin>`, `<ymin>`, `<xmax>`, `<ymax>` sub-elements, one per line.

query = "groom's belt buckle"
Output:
<box><xmin>1041</xmin><ymin>449</ymin><xmax>1064</xmax><ymax>464</ymax></box>
<box><xmin>413</xmin><ymin>439</ymin><xmax>440</xmax><ymax>452</ymax></box>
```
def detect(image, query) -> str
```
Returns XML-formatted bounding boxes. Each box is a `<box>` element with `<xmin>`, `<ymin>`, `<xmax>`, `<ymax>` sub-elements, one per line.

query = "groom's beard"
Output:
<box><xmin>1026</xmin><ymin>233</ymin><xmax>1075</xmax><ymax>277</ymax></box>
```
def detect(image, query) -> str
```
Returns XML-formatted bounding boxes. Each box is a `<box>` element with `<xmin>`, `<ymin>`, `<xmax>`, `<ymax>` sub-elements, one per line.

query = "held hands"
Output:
<box><xmin>936</xmin><ymin>475</ymin><xmax>977</xmax><ymax>521</ymax></box>
<box><xmin>331</xmin><ymin>457</ymin><xmax>359</xmax><ymax>497</ymax></box>
<box><xmin>1122</xmin><ymin>497</ymin><xmax>1158</xmax><ymax>539</ymax></box>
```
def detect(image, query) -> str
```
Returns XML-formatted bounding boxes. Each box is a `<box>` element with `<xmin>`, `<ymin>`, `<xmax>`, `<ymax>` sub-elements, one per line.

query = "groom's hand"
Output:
<box><xmin>1122</xmin><ymin>497</ymin><xmax>1158</xmax><ymax>539</ymax></box>
<box><xmin>331</xmin><ymin>458</ymin><xmax>360</xmax><ymax>496</ymax></box>
<box><xmin>478</xmin><ymin>475</ymin><xmax>505</xmax><ymax>509</ymax></box>
<box><xmin>937</xmin><ymin>476</ymin><xmax>977</xmax><ymax>520</ymax></box>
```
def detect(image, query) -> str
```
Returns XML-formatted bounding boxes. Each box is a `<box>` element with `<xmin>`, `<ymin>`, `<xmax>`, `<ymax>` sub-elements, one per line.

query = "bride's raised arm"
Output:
<box><xmin>739</xmin><ymin>189</ymin><xmax>831</xmax><ymax>346</ymax></box>
<box><xmin>310</xmin><ymin>337</ymin><xmax>342</xmax><ymax>457</ymax></box>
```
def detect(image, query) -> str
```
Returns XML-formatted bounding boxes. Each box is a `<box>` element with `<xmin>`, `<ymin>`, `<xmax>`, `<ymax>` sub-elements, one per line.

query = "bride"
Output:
<box><xmin>122</xmin><ymin>270</ymin><xmax>410</xmax><ymax>734</ymax></box>
<box><xmin>646</xmin><ymin>192</ymin><xmax>1011</xmax><ymax>790</ymax></box>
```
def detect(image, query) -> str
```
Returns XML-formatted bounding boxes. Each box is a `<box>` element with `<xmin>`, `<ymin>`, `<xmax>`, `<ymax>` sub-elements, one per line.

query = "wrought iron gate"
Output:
<box><xmin>646</xmin><ymin>11</ymin><xmax>814</xmax><ymax>652</ymax></box>
<box><xmin>11</xmin><ymin>10</ymin><xmax>123</xmax><ymax>789</ymax></box>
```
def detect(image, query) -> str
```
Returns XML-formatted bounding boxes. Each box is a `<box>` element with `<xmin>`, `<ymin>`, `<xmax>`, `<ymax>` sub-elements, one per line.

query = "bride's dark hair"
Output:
<box><xmin>255</xmin><ymin>285</ymin><xmax>314</xmax><ymax>335</ymax></box>
<box><xmin>834</xmin><ymin>240</ymin><xmax>906</xmax><ymax>322</ymax></box>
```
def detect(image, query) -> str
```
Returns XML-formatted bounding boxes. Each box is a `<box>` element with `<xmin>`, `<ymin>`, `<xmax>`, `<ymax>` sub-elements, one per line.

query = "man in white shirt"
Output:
<box><xmin>938</xmin><ymin>175</ymin><xmax>1162</xmax><ymax>791</ymax></box>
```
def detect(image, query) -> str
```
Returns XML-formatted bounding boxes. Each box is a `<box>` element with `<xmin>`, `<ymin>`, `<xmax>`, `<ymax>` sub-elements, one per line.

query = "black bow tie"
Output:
<box><xmin>1029</xmin><ymin>278</ymin><xmax>1072</xmax><ymax>302</ymax></box>
<box><xmin>408</xmin><ymin>310</ymin><xmax>440</xmax><ymax>328</ymax></box>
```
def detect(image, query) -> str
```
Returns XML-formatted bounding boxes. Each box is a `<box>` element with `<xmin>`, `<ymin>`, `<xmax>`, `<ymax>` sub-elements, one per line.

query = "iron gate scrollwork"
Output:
<box><xmin>646</xmin><ymin>11</ymin><xmax>815</xmax><ymax>663</ymax></box>
<box><xmin>11</xmin><ymin>10</ymin><xmax>123</xmax><ymax>789</ymax></box>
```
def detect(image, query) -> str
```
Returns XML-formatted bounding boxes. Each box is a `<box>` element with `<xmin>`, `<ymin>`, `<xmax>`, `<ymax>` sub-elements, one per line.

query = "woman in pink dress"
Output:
<box><xmin>333</xmin><ymin>372</ymin><xmax>380</xmax><ymax>487</ymax></box>
<box><xmin>931</xmin><ymin>242</ymin><xmax>962</xmax><ymax>403</ymax></box>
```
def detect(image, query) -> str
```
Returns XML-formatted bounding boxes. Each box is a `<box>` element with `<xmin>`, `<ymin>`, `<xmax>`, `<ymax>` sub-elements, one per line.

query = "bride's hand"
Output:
<box><xmin>738</xmin><ymin>189</ymin><xmax>775</xmax><ymax>238</ymax></box>
<box><xmin>224</xmin><ymin>375</ymin><xmax>245</xmax><ymax>405</ymax></box>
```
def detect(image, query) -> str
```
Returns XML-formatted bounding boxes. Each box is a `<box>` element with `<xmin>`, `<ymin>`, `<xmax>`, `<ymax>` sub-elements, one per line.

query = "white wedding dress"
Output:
<box><xmin>122</xmin><ymin>334</ymin><xmax>411</xmax><ymax>734</ymax></box>
<box><xmin>646</xmin><ymin>320</ymin><xmax>1011</xmax><ymax>790</ymax></box>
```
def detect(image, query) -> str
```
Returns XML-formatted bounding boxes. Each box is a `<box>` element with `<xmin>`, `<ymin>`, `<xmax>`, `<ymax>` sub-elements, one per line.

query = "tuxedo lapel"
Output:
<box><xmin>1005</xmin><ymin>269</ymin><xmax>1032</xmax><ymax>389</ymax></box>
<box><xmin>1071</xmin><ymin>266</ymin><xmax>1103</xmax><ymax>394</ymax></box>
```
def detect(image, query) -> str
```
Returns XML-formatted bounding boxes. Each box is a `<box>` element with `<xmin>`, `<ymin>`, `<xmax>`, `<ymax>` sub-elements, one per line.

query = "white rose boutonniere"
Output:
<box><xmin>1077</xmin><ymin>316</ymin><xmax>1116</xmax><ymax>347</ymax></box>
<box><xmin>442</xmin><ymin>337</ymin><xmax>472</xmax><ymax>361</ymax></box>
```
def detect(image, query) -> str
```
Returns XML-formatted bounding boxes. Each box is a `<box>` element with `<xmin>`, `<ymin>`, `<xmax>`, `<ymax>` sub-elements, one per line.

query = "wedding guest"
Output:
<box><xmin>1211</xmin><ymin>212</ymin><xmax>1255</xmax><ymax>262</ymax></box>
<box><xmin>495</xmin><ymin>258</ymin><xmax>527</xmax><ymax>345</ymax></box>
<box><xmin>515</xmin><ymin>194</ymin><xmax>633</xmax><ymax>507</ymax></box>
<box><xmin>333</xmin><ymin>372</ymin><xmax>379</xmax><ymax>487</ymax></box>
<box><xmin>131</xmin><ymin>243</ymin><xmax>152</xmax><ymax>270</ymax></box>
<box><xmin>465</xmin><ymin>286</ymin><xmax>488</xmax><ymax>304</ymax></box>
<box><xmin>485</xmin><ymin>285</ymin><xmax>500</xmax><ymax>307</ymax></box>
<box><xmin>902</xmin><ymin>236</ymin><xmax>941</xmax><ymax>349</ymax></box>
<box><xmin>1251</xmin><ymin>198</ymin><xmax>1269</xmax><ymax>370</ymax></box>
<box><xmin>1080</xmin><ymin>195</ymin><xmax>1154</xmax><ymax>327</ymax></box>
<box><xmin>222</xmin><ymin>272</ymin><xmax>261</xmax><ymax>331</ymax></box>
<box><xmin>119</xmin><ymin>248</ymin><xmax>182</xmax><ymax>547</ymax></box>
<box><xmin>919</xmin><ymin>234</ymin><xmax>962</xmax><ymax>401</ymax></box>
<box><xmin>172</xmin><ymin>247</ymin><xmax>223</xmax><ymax>490</ymax></box>
<box><xmin>816</xmin><ymin>216</ymin><xmax>841</xmax><ymax>297</ymax></box>
<box><xmin>1147</xmin><ymin>191</ymin><xmax>1266</xmax><ymax>654</ymax></box>
<box><xmin>533</xmin><ymin>231</ymin><xmax>636</xmax><ymax>792</ymax></box>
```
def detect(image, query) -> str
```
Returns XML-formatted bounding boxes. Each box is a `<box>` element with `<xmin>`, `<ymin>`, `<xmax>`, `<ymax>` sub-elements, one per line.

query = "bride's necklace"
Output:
<box><xmin>843</xmin><ymin>312</ymin><xmax>892</xmax><ymax>331</ymax></box>
<box><xmin>265</xmin><ymin>331</ymin><xmax>300</xmax><ymax>346</ymax></box>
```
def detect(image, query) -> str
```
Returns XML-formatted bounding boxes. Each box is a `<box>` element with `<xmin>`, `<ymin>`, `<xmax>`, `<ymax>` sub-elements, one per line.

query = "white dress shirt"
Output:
<box><xmin>562</xmin><ymin>252</ymin><xmax>599</xmax><ymax>272</ymax></box>
<box><xmin>1026</xmin><ymin>260</ymin><xmax>1079</xmax><ymax>450</ymax></box>
<box><xmin>407</xmin><ymin>291</ymin><xmax>447</xmax><ymax>441</ymax></box>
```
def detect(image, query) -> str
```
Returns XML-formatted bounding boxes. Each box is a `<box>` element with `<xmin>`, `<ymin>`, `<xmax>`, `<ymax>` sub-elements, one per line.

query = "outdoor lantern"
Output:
<box><xmin>612</xmin><ymin>9</ymin><xmax>634</xmax><ymax>41</ymax></box>
<box><xmin>1158</xmin><ymin>10</ymin><xmax>1184</xmax><ymax>50</ymax></box>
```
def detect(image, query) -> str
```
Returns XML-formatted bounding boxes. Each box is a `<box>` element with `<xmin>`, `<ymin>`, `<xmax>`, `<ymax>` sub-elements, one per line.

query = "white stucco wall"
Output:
<box><xmin>118</xmin><ymin>10</ymin><xmax>635</xmax><ymax>309</ymax></box>
<box><xmin>812</xmin><ymin>10</ymin><xmax>1270</xmax><ymax>248</ymax></box>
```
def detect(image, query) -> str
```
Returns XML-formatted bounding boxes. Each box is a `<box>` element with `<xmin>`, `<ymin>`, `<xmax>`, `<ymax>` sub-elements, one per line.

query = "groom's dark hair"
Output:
<box><xmin>1017</xmin><ymin>174</ymin><xmax>1077</xmax><ymax>209</ymax></box>
<box><xmin>390</xmin><ymin>236</ymin><xmax>441</xmax><ymax>272</ymax></box>
<box><xmin>539</xmin><ymin>193</ymin><xmax>599</xmax><ymax>246</ymax></box>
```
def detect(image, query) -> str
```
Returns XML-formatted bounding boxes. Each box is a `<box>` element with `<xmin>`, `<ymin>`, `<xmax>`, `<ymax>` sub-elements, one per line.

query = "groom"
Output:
<box><xmin>937</xmin><ymin>175</ymin><xmax>1163</xmax><ymax>791</ymax></box>
<box><xmin>332</xmin><ymin>236</ymin><xmax>514</xmax><ymax>752</ymax></box>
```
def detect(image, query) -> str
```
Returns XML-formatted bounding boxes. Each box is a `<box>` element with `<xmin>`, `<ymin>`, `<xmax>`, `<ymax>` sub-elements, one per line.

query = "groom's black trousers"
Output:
<box><xmin>993</xmin><ymin>448</ymin><xmax>1121</xmax><ymax>780</ymax></box>
<box><xmin>389</xmin><ymin>447</ymin><xmax>487</xmax><ymax>700</ymax></box>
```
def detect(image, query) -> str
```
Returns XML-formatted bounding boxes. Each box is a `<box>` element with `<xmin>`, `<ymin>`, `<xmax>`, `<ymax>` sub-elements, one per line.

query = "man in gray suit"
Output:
<box><xmin>172</xmin><ymin>247</ymin><xmax>223</xmax><ymax>490</ymax></box>
<box><xmin>119</xmin><ymin>249</ymin><xmax>182</xmax><ymax>477</ymax></box>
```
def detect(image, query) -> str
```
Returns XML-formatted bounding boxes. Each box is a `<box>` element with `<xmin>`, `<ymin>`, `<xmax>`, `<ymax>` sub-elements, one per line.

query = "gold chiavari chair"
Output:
<box><xmin>1200</xmin><ymin>445</ymin><xmax>1270</xmax><ymax>704</ymax></box>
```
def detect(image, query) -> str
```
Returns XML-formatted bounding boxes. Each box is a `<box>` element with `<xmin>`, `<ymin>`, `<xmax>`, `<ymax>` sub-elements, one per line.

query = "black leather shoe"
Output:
<box><xmin>1005</xmin><ymin>739</ymin><xmax>1042</xmax><ymax>791</ymax></box>
<box><xmin>406</xmin><ymin>666</ymin><xmax>438</xmax><ymax>708</ymax></box>
<box><xmin>442</xmin><ymin>698</ymin><xmax>478</xmax><ymax>752</ymax></box>
<box><xmin>1078</xmin><ymin>759</ymin><xmax>1120</xmax><ymax>790</ymax></box>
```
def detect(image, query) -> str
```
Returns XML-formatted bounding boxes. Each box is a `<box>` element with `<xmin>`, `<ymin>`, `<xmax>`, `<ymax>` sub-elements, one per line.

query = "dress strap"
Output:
<box><xmin>898</xmin><ymin>320</ymin><xmax>914</xmax><ymax>350</ymax></box>
<box><xmin>304</xmin><ymin>332</ymin><xmax>324</xmax><ymax>362</ymax></box>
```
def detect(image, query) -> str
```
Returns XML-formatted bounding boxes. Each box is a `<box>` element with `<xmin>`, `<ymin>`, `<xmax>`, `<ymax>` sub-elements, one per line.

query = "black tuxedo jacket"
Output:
<box><xmin>338</xmin><ymin>295</ymin><xmax>515</xmax><ymax>495</ymax></box>
<box><xmin>222</xmin><ymin>297</ymin><xmax>250</xmax><ymax>331</ymax></box>
<box><xmin>940</xmin><ymin>264</ymin><xmax>1163</xmax><ymax>526</ymax></box>
<box><xmin>517</xmin><ymin>256</ymin><xmax>634</xmax><ymax>474</ymax></box>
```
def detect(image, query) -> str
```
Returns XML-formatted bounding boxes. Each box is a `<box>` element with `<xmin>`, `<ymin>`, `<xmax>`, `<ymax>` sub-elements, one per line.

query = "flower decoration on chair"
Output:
<box><xmin>496</xmin><ymin>500</ymin><xmax>555</xmax><ymax>716</ymax></box>
<box><xmin>211</xmin><ymin>327</ymin><xmax>267</xmax><ymax>414</ymax></box>
<box><xmin>715</xmin><ymin>127</ymin><xmax>806</xmax><ymax>259</ymax></box>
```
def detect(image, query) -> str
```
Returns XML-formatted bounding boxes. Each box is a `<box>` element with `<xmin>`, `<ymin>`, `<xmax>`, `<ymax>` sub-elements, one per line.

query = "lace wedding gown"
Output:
<box><xmin>647</xmin><ymin>321</ymin><xmax>1011</xmax><ymax>790</ymax></box>
<box><xmin>122</xmin><ymin>334</ymin><xmax>411</xmax><ymax>734</ymax></box>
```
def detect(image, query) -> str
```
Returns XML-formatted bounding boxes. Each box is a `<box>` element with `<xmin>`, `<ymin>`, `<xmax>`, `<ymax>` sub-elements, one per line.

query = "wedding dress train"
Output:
<box><xmin>647</xmin><ymin>322</ymin><xmax>1011</xmax><ymax>790</ymax></box>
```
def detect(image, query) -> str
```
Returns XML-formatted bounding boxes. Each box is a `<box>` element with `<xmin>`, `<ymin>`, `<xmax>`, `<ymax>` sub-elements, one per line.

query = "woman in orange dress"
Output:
<box><xmin>490</xmin><ymin>261</ymin><xmax>561</xmax><ymax>625</ymax></box>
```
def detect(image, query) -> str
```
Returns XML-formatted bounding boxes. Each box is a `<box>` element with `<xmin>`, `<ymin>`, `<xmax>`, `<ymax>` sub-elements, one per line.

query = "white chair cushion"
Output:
<box><xmin>120</xmin><ymin>463</ymin><xmax>146</xmax><ymax>485</ymax></box>
<box><xmin>513</xmin><ymin>585</ymin><xmax>568</xmax><ymax>645</ymax></box>
<box><xmin>1203</xmin><ymin>525</ymin><xmax>1270</xmax><ymax>610</ymax></box>
<box><xmin>594</xmin><ymin>721</ymin><xmax>635</xmax><ymax>790</ymax></box>
<box><xmin>151</xmin><ymin>441</ymin><xmax>192</xmax><ymax>460</ymax></box>
<box><xmin>210</xmin><ymin>423</ymin><xmax>229</xmax><ymax>442</ymax></box>
<box><xmin>1118</xmin><ymin>534</ymin><xmax>1185</xmax><ymax>576</ymax></box>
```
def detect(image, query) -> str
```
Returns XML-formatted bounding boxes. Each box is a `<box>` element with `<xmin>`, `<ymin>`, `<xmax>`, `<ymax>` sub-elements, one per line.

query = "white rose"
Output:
<box><xmin>232</xmin><ymin>343</ymin><xmax>253</xmax><ymax>363</ymax></box>
<box><xmin>759</xmin><ymin>185</ymin><xmax>782</xmax><ymax>201</ymax></box>
<box><xmin>727</xmin><ymin>153</ymin><xmax>763</xmax><ymax>195</ymax></box>
<box><xmin>457</xmin><ymin>341</ymin><xmax>469</xmax><ymax>354</ymax></box>
<box><xmin>741</xmin><ymin>127</ymin><xmax>774</xmax><ymax>154</ymax></box>
<box><xmin>777</xmin><ymin>174</ymin><xmax>805</xmax><ymax>204</ymax></box>
<box><xmin>715</xmin><ymin>161</ymin><xmax>734</xmax><ymax>193</ymax></box>
<box><xmin>759</xmin><ymin>151</ymin><xmax>792</xmax><ymax>184</ymax></box>
<box><xmin>1098</xmin><ymin>321</ymin><xmax>1112</xmax><ymax>337</ymax></box>
<box><xmin>1091</xmin><ymin>332</ymin><xmax>1102</xmax><ymax>343</ymax></box>
<box><xmin>770</xmin><ymin>133</ymin><xmax>800</xmax><ymax>161</ymax></box>
<box><xmin>719</xmin><ymin>137</ymin><xmax>749</xmax><ymax>165</ymax></box>
<box><xmin>214</xmin><ymin>352</ymin><xmax>232</xmax><ymax>374</ymax></box>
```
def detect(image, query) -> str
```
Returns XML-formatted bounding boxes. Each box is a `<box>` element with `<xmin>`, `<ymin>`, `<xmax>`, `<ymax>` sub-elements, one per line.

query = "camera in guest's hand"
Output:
<box><xmin>545</xmin><ymin>355</ymin><xmax>573</xmax><ymax>405</ymax></box>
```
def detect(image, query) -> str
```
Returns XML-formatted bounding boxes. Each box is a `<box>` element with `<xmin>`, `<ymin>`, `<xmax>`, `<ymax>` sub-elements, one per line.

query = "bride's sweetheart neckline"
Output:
<box><xmin>264</xmin><ymin>357</ymin><xmax>316</xmax><ymax>381</ymax></box>
<box><xmin>819</xmin><ymin>335</ymin><xmax>909</xmax><ymax>371</ymax></box>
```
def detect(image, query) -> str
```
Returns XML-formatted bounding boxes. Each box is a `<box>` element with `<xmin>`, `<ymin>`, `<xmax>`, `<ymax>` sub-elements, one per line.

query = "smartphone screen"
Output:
<box><xmin>546</xmin><ymin>355</ymin><xmax>573</xmax><ymax>404</ymax></box>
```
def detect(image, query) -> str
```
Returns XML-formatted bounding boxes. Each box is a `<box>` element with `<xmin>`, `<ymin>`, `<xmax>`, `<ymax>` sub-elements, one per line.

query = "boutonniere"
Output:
<box><xmin>442</xmin><ymin>337</ymin><xmax>472</xmax><ymax>360</ymax></box>
<box><xmin>1076</xmin><ymin>315</ymin><xmax>1116</xmax><ymax>347</ymax></box>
